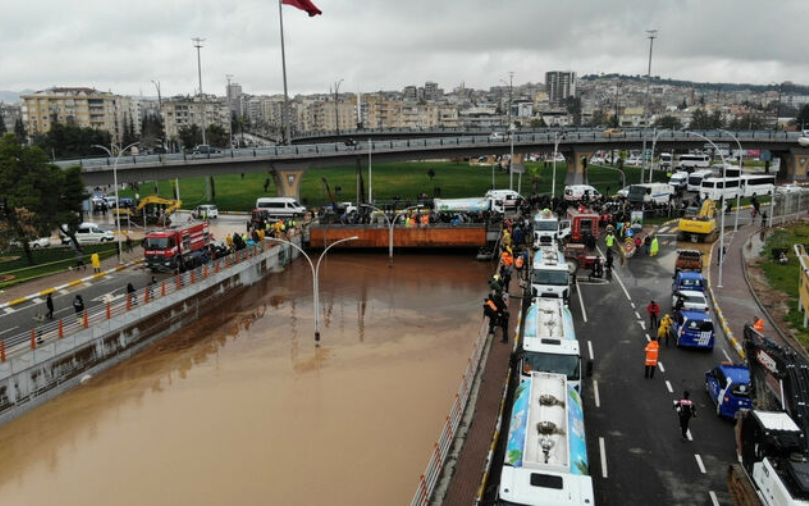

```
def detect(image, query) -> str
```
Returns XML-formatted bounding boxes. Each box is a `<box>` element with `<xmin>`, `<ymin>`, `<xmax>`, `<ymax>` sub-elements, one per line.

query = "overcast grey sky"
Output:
<box><xmin>1</xmin><ymin>0</ymin><xmax>804</xmax><ymax>98</ymax></box>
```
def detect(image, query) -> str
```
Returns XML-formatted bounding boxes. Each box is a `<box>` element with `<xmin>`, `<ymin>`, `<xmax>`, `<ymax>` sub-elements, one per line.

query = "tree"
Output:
<box><xmin>0</xmin><ymin>133</ymin><xmax>84</xmax><ymax>264</ymax></box>
<box><xmin>689</xmin><ymin>108</ymin><xmax>723</xmax><ymax>129</ymax></box>
<box><xmin>0</xmin><ymin>115</ymin><xmax>7</xmax><ymax>136</ymax></box>
<box><xmin>14</xmin><ymin>118</ymin><xmax>26</xmax><ymax>144</ymax></box>
<box><xmin>654</xmin><ymin>115</ymin><xmax>683</xmax><ymax>130</ymax></box>
<box><xmin>178</xmin><ymin>125</ymin><xmax>202</xmax><ymax>151</ymax></box>
<box><xmin>796</xmin><ymin>105</ymin><xmax>809</xmax><ymax>131</ymax></box>
<box><xmin>588</xmin><ymin>109</ymin><xmax>608</xmax><ymax>127</ymax></box>
<box><xmin>206</xmin><ymin>124</ymin><xmax>230</xmax><ymax>148</ymax></box>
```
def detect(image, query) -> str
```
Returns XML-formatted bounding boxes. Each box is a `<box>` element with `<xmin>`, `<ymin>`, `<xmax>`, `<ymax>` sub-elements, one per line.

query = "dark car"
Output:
<box><xmin>705</xmin><ymin>363</ymin><xmax>752</xmax><ymax>418</ymax></box>
<box><xmin>192</xmin><ymin>145</ymin><xmax>220</xmax><ymax>155</ymax></box>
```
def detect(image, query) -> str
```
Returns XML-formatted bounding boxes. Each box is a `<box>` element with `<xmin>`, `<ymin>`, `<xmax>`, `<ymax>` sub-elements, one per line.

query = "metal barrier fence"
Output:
<box><xmin>410</xmin><ymin>321</ymin><xmax>489</xmax><ymax>506</ymax></box>
<box><xmin>1</xmin><ymin>244</ymin><xmax>268</xmax><ymax>362</ymax></box>
<box><xmin>771</xmin><ymin>188</ymin><xmax>809</xmax><ymax>226</ymax></box>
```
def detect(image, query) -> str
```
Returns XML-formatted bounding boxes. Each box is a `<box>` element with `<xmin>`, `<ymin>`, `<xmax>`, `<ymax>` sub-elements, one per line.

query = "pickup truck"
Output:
<box><xmin>674</xmin><ymin>249</ymin><xmax>703</xmax><ymax>273</ymax></box>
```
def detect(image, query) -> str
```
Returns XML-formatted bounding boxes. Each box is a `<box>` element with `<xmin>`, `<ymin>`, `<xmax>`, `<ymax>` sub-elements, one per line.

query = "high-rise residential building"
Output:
<box><xmin>226</xmin><ymin>82</ymin><xmax>243</xmax><ymax>116</ymax></box>
<box><xmin>21</xmin><ymin>87</ymin><xmax>129</xmax><ymax>142</ymax></box>
<box><xmin>545</xmin><ymin>71</ymin><xmax>577</xmax><ymax>107</ymax></box>
<box><xmin>159</xmin><ymin>94</ymin><xmax>231</xmax><ymax>144</ymax></box>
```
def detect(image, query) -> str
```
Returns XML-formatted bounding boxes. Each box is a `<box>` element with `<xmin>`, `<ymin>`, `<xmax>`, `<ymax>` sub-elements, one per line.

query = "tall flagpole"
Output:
<box><xmin>278</xmin><ymin>0</ymin><xmax>291</xmax><ymax>145</ymax></box>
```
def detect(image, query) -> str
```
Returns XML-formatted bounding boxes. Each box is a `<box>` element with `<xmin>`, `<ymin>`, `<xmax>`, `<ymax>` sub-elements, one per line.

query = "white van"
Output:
<box><xmin>255</xmin><ymin>197</ymin><xmax>307</xmax><ymax>218</ymax></box>
<box><xmin>563</xmin><ymin>185</ymin><xmax>602</xmax><ymax>202</ymax></box>
<box><xmin>687</xmin><ymin>170</ymin><xmax>715</xmax><ymax>193</ymax></box>
<box><xmin>192</xmin><ymin>204</ymin><xmax>219</xmax><ymax>219</ymax></box>
<box><xmin>60</xmin><ymin>222</ymin><xmax>115</xmax><ymax>244</ymax></box>
<box><xmin>669</xmin><ymin>172</ymin><xmax>688</xmax><ymax>191</ymax></box>
<box><xmin>485</xmin><ymin>189</ymin><xmax>523</xmax><ymax>210</ymax></box>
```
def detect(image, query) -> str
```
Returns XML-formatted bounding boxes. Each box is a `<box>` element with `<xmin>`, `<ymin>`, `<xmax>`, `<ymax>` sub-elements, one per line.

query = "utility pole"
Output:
<box><xmin>192</xmin><ymin>37</ymin><xmax>207</xmax><ymax>146</ymax></box>
<box><xmin>641</xmin><ymin>29</ymin><xmax>657</xmax><ymax>183</ymax></box>
<box><xmin>226</xmin><ymin>74</ymin><xmax>234</xmax><ymax>147</ymax></box>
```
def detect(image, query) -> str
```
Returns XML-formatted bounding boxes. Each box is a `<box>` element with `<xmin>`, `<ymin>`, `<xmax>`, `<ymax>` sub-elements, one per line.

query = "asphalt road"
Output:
<box><xmin>578</xmin><ymin>243</ymin><xmax>737</xmax><ymax>505</ymax></box>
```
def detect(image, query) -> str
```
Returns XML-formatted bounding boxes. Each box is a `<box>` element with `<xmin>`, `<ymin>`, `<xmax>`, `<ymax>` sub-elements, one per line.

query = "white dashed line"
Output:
<box><xmin>593</xmin><ymin>380</ymin><xmax>601</xmax><ymax>408</ymax></box>
<box><xmin>576</xmin><ymin>278</ymin><xmax>588</xmax><ymax>323</ymax></box>
<box><xmin>709</xmin><ymin>491</ymin><xmax>720</xmax><ymax>505</ymax></box>
<box><xmin>665</xmin><ymin>380</ymin><xmax>673</xmax><ymax>393</ymax></box>
<box><xmin>588</xmin><ymin>340</ymin><xmax>594</xmax><ymax>361</ymax></box>
<box><xmin>599</xmin><ymin>437</ymin><xmax>608</xmax><ymax>478</ymax></box>
<box><xmin>694</xmin><ymin>453</ymin><xmax>706</xmax><ymax>474</ymax></box>
<box><xmin>658</xmin><ymin>362</ymin><xmax>665</xmax><ymax>374</ymax></box>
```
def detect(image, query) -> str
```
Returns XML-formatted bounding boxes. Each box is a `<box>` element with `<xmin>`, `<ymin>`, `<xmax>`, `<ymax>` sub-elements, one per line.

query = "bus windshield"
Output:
<box><xmin>523</xmin><ymin>352</ymin><xmax>580</xmax><ymax>380</ymax></box>
<box><xmin>532</xmin><ymin>270</ymin><xmax>569</xmax><ymax>286</ymax></box>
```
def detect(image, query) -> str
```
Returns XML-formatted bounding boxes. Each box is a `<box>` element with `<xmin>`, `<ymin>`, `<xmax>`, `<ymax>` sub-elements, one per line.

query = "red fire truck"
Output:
<box><xmin>565</xmin><ymin>206</ymin><xmax>600</xmax><ymax>244</ymax></box>
<box><xmin>143</xmin><ymin>222</ymin><xmax>211</xmax><ymax>273</ymax></box>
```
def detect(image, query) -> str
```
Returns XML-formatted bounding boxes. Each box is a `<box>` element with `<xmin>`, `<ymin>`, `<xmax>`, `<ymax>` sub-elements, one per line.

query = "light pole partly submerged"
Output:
<box><xmin>266</xmin><ymin>235</ymin><xmax>358</xmax><ymax>346</ymax></box>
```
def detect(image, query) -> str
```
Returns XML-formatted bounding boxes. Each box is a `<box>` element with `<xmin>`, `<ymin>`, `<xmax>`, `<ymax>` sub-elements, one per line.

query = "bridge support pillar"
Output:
<box><xmin>272</xmin><ymin>164</ymin><xmax>309</xmax><ymax>199</ymax></box>
<box><xmin>564</xmin><ymin>147</ymin><xmax>597</xmax><ymax>186</ymax></box>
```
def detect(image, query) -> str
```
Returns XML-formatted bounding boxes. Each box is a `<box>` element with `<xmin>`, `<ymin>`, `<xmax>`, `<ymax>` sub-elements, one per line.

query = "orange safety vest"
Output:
<box><xmin>753</xmin><ymin>319</ymin><xmax>764</xmax><ymax>333</ymax></box>
<box><xmin>645</xmin><ymin>340</ymin><xmax>660</xmax><ymax>366</ymax></box>
<box><xmin>515</xmin><ymin>255</ymin><xmax>524</xmax><ymax>269</ymax></box>
<box><xmin>485</xmin><ymin>300</ymin><xmax>498</xmax><ymax>312</ymax></box>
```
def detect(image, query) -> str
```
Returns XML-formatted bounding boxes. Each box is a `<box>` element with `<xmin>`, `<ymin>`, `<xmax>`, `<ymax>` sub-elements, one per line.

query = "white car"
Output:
<box><xmin>488</xmin><ymin>132</ymin><xmax>507</xmax><ymax>141</ymax></box>
<box><xmin>777</xmin><ymin>183</ymin><xmax>802</xmax><ymax>194</ymax></box>
<box><xmin>672</xmin><ymin>289</ymin><xmax>710</xmax><ymax>313</ymax></box>
<box><xmin>10</xmin><ymin>237</ymin><xmax>51</xmax><ymax>249</ymax></box>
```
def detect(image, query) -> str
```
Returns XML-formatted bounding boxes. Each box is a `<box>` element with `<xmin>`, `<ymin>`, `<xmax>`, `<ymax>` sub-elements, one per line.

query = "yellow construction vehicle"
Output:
<box><xmin>677</xmin><ymin>199</ymin><xmax>718</xmax><ymax>243</ymax></box>
<box><xmin>114</xmin><ymin>196</ymin><xmax>182</xmax><ymax>226</ymax></box>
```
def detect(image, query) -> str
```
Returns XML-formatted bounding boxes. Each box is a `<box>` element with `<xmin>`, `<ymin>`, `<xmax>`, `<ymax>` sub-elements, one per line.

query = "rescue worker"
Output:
<box><xmin>650</xmin><ymin>235</ymin><xmax>659</xmax><ymax>257</ymax></box>
<box><xmin>492</xmin><ymin>290</ymin><xmax>510</xmax><ymax>343</ymax></box>
<box><xmin>753</xmin><ymin>316</ymin><xmax>764</xmax><ymax>333</ymax></box>
<box><xmin>91</xmin><ymin>252</ymin><xmax>101</xmax><ymax>274</ymax></box>
<box><xmin>644</xmin><ymin>337</ymin><xmax>660</xmax><ymax>379</ymax></box>
<box><xmin>489</xmin><ymin>274</ymin><xmax>503</xmax><ymax>294</ymax></box>
<box><xmin>659</xmin><ymin>313</ymin><xmax>674</xmax><ymax>347</ymax></box>
<box><xmin>605</xmin><ymin>231</ymin><xmax>615</xmax><ymax>251</ymax></box>
<box><xmin>73</xmin><ymin>294</ymin><xmax>85</xmax><ymax>324</ymax></box>
<box><xmin>647</xmin><ymin>300</ymin><xmax>660</xmax><ymax>330</ymax></box>
<box><xmin>604</xmin><ymin>248</ymin><xmax>614</xmax><ymax>270</ymax></box>
<box><xmin>674</xmin><ymin>391</ymin><xmax>697</xmax><ymax>441</ymax></box>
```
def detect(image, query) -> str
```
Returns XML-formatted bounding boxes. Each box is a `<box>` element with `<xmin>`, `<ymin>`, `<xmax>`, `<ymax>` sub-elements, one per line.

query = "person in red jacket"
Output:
<box><xmin>647</xmin><ymin>300</ymin><xmax>660</xmax><ymax>330</ymax></box>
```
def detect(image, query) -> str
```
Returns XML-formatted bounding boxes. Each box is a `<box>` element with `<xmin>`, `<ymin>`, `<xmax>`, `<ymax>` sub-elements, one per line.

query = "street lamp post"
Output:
<box><xmin>334</xmin><ymin>78</ymin><xmax>344</xmax><ymax>135</ymax></box>
<box><xmin>649</xmin><ymin>128</ymin><xmax>671</xmax><ymax>183</ymax></box>
<box><xmin>266</xmin><ymin>235</ymin><xmax>358</xmax><ymax>346</ymax></box>
<box><xmin>192</xmin><ymin>37</ymin><xmax>207</xmax><ymax>147</ymax></box>
<box><xmin>640</xmin><ymin>29</ymin><xmax>658</xmax><ymax>184</ymax></box>
<box><xmin>551</xmin><ymin>133</ymin><xmax>565</xmax><ymax>199</ymax></box>
<box><xmin>719</xmin><ymin>130</ymin><xmax>745</xmax><ymax>231</ymax></box>
<box><xmin>509</xmin><ymin>122</ymin><xmax>516</xmax><ymax>191</ymax></box>
<box><xmin>92</xmin><ymin>142</ymin><xmax>140</xmax><ymax>264</ymax></box>
<box><xmin>686</xmin><ymin>132</ymin><xmax>727</xmax><ymax>288</ymax></box>
<box><xmin>362</xmin><ymin>204</ymin><xmax>421</xmax><ymax>267</ymax></box>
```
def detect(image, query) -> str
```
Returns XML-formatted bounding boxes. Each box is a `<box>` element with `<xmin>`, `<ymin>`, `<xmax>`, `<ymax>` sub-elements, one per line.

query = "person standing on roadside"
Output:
<box><xmin>46</xmin><ymin>293</ymin><xmax>55</xmax><ymax>320</ymax></box>
<box><xmin>647</xmin><ymin>300</ymin><xmax>660</xmax><ymax>330</ymax></box>
<box><xmin>91</xmin><ymin>252</ymin><xmax>101</xmax><ymax>274</ymax></box>
<box><xmin>73</xmin><ymin>295</ymin><xmax>85</xmax><ymax>324</ymax></box>
<box><xmin>644</xmin><ymin>337</ymin><xmax>660</xmax><ymax>379</ymax></box>
<box><xmin>674</xmin><ymin>391</ymin><xmax>697</xmax><ymax>441</ymax></box>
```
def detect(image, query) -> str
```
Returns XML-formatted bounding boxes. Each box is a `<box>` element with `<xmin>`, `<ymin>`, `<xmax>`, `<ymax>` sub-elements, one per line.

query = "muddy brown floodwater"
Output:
<box><xmin>0</xmin><ymin>252</ymin><xmax>495</xmax><ymax>506</ymax></box>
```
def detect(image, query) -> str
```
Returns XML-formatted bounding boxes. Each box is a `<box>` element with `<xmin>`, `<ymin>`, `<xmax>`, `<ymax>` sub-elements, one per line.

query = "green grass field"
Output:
<box><xmin>120</xmin><ymin>160</ymin><xmax>661</xmax><ymax>212</ymax></box>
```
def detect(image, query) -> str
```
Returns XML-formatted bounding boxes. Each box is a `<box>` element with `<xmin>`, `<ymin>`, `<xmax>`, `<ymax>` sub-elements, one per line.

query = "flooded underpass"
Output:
<box><xmin>0</xmin><ymin>252</ymin><xmax>494</xmax><ymax>505</ymax></box>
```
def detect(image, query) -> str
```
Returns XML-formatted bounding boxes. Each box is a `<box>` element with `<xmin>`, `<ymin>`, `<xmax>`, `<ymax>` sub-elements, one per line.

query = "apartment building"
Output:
<box><xmin>21</xmin><ymin>87</ymin><xmax>128</xmax><ymax>141</ymax></box>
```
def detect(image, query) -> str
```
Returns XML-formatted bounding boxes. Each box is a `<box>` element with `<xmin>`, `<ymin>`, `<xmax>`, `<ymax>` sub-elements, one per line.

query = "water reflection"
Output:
<box><xmin>0</xmin><ymin>252</ymin><xmax>493</xmax><ymax>506</ymax></box>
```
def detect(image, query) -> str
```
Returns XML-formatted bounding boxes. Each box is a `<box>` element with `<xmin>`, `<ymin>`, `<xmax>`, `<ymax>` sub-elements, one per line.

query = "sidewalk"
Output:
<box><xmin>705</xmin><ymin>219</ymin><xmax>773</xmax><ymax>359</ymax></box>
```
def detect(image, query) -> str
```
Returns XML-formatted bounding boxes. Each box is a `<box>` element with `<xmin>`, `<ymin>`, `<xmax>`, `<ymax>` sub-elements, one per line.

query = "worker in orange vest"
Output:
<box><xmin>644</xmin><ymin>337</ymin><xmax>660</xmax><ymax>379</ymax></box>
<box><xmin>753</xmin><ymin>316</ymin><xmax>764</xmax><ymax>333</ymax></box>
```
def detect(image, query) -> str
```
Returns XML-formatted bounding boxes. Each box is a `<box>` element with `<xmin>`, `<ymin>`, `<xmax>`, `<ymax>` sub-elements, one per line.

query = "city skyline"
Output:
<box><xmin>1</xmin><ymin>0</ymin><xmax>807</xmax><ymax>101</ymax></box>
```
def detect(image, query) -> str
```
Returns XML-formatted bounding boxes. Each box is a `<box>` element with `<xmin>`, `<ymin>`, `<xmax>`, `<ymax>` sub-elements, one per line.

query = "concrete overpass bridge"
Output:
<box><xmin>57</xmin><ymin>129</ymin><xmax>808</xmax><ymax>198</ymax></box>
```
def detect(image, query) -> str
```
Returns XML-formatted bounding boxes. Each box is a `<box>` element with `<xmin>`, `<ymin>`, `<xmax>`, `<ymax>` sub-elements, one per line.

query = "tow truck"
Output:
<box><xmin>678</xmin><ymin>199</ymin><xmax>718</xmax><ymax>243</ymax></box>
<box><xmin>727</xmin><ymin>324</ymin><xmax>809</xmax><ymax>505</ymax></box>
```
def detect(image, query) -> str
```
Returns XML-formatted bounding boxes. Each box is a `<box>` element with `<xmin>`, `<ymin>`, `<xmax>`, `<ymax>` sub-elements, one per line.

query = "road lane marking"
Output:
<box><xmin>686</xmin><ymin>429</ymin><xmax>693</xmax><ymax>441</ymax></box>
<box><xmin>32</xmin><ymin>297</ymin><xmax>44</xmax><ymax>304</ymax></box>
<box><xmin>3</xmin><ymin>307</ymin><xmax>15</xmax><ymax>314</ymax></box>
<box><xmin>695</xmin><ymin>453</ymin><xmax>706</xmax><ymax>474</ymax></box>
<box><xmin>576</xmin><ymin>278</ymin><xmax>588</xmax><ymax>323</ymax></box>
<box><xmin>658</xmin><ymin>362</ymin><xmax>665</xmax><ymax>373</ymax></box>
<box><xmin>587</xmin><ymin>340</ymin><xmax>594</xmax><ymax>360</ymax></box>
<box><xmin>709</xmin><ymin>491</ymin><xmax>720</xmax><ymax>506</ymax></box>
<box><xmin>665</xmin><ymin>380</ymin><xmax>673</xmax><ymax>393</ymax></box>
<box><xmin>722</xmin><ymin>348</ymin><xmax>732</xmax><ymax>362</ymax></box>
<box><xmin>0</xmin><ymin>326</ymin><xmax>18</xmax><ymax>336</ymax></box>
<box><xmin>599</xmin><ymin>437</ymin><xmax>608</xmax><ymax>478</ymax></box>
<box><xmin>593</xmin><ymin>380</ymin><xmax>600</xmax><ymax>408</ymax></box>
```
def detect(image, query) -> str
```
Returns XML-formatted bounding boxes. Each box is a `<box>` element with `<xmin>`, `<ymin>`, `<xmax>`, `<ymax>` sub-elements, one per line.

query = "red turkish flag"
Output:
<box><xmin>282</xmin><ymin>0</ymin><xmax>322</xmax><ymax>17</ymax></box>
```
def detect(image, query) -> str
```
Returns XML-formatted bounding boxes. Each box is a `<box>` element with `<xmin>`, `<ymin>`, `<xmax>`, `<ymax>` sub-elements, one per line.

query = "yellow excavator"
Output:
<box><xmin>677</xmin><ymin>199</ymin><xmax>718</xmax><ymax>242</ymax></box>
<box><xmin>114</xmin><ymin>196</ymin><xmax>181</xmax><ymax>226</ymax></box>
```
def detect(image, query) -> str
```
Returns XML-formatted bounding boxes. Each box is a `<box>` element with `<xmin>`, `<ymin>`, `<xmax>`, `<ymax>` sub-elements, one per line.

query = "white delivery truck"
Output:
<box><xmin>530</xmin><ymin>246</ymin><xmax>572</xmax><ymax>300</ymax></box>
<box><xmin>532</xmin><ymin>209</ymin><xmax>570</xmax><ymax>248</ymax></box>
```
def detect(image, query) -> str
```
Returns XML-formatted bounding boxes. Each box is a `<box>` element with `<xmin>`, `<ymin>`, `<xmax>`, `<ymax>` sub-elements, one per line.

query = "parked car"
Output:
<box><xmin>668</xmin><ymin>309</ymin><xmax>715</xmax><ymax>349</ymax></box>
<box><xmin>10</xmin><ymin>237</ymin><xmax>51</xmax><ymax>249</ymax></box>
<box><xmin>60</xmin><ymin>222</ymin><xmax>115</xmax><ymax>244</ymax></box>
<box><xmin>602</xmin><ymin>128</ymin><xmax>625</xmax><ymax>137</ymax></box>
<box><xmin>705</xmin><ymin>363</ymin><xmax>752</xmax><ymax>418</ymax></box>
<box><xmin>488</xmin><ymin>132</ymin><xmax>507</xmax><ymax>141</ymax></box>
<box><xmin>192</xmin><ymin>145</ymin><xmax>221</xmax><ymax>155</ymax></box>
<box><xmin>672</xmin><ymin>289</ymin><xmax>710</xmax><ymax>313</ymax></box>
<box><xmin>192</xmin><ymin>204</ymin><xmax>219</xmax><ymax>219</ymax></box>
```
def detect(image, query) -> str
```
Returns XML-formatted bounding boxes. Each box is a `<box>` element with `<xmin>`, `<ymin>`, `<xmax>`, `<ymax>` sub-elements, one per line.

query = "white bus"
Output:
<box><xmin>676</xmin><ymin>153</ymin><xmax>711</xmax><ymax>171</ymax></box>
<box><xmin>687</xmin><ymin>169</ymin><xmax>715</xmax><ymax>192</ymax></box>
<box><xmin>700</xmin><ymin>176</ymin><xmax>742</xmax><ymax>201</ymax></box>
<box><xmin>498</xmin><ymin>372</ymin><xmax>594</xmax><ymax>506</ymax></box>
<box><xmin>519</xmin><ymin>299</ymin><xmax>583</xmax><ymax>391</ymax></box>
<box><xmin>741</xmin><ymin>174</ymin><xmax>776</xmax><ymax>197</ymax></box>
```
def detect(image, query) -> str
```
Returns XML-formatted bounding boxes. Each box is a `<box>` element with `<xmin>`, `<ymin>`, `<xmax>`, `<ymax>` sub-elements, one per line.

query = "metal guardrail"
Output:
<box><xmin>53</xmin><ymin>130</ymin><xmax>802</xmax><ymax>172</ymax></box>
<box><xmin>0</xmin><ymin>244</ymin><xmax>266</xmax><ymax>362</ymax></box>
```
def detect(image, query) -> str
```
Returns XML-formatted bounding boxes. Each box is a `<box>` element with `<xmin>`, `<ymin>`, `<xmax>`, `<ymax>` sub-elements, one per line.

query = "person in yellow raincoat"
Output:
<box><xmin>650</xmin><ymin>235</ymin><xmax>660</xmax><ymax>257</ymax></box>
<box><xmin>659</xmin><ymin>313</ymin><xmax>673</xmax><ymax>347</ymax></box>
<box><xmin>91</xmin><ymin>252</ymin><xmax>101</xmax><ymax>274</ymax></box>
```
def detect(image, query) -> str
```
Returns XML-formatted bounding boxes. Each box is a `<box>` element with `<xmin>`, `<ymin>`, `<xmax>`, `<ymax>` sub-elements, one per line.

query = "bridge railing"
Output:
<box><xmin>0</xmin><ymin>243</ymin><xmax>270</xmax><ymax>363</ymax></box>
